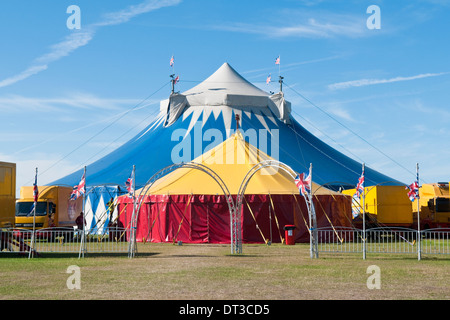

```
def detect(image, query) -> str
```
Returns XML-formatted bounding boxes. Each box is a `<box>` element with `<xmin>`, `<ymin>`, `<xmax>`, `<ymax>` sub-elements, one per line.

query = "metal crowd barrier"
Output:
<box><xmin>421</xmin><ymin>228</ymin><xmax>450</xmax><ymax>255</ymax></box>
<box><xmin>316</xmin><ymin>227</ymin><xmax>363</xmax><ymax>253</ymax></box>
<box><xmin>366</xmin><ymin>227</ymin><xmax>418</xmax><ymax>254</ymax></box>
<box><xmin>316</xmin><ymin>227</ymin><xmax>450</xmax><ymax>258</ymax></box>
<box><xmin>3</xmin><ymin>226</ymin><xmax>449</xmax><ymax>259</ymax></box>
<box><xmin>0</xmin><ymin>227</ymin><xmax>130</xmax><ymax>256</ymax></box>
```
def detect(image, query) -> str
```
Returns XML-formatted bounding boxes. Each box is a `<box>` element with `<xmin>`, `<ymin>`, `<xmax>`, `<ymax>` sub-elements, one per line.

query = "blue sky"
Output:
<box><xmin>1</xmin><ymin>0</ymin><xmax>449</xmax><ymax>194</ymax></box>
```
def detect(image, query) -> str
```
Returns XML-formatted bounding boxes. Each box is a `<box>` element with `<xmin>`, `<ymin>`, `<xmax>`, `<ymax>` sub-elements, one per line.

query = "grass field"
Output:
<box><xmin>0</xmin><ymin>242</ymin><xmax>449</xmax><ymax>300</ymax></box>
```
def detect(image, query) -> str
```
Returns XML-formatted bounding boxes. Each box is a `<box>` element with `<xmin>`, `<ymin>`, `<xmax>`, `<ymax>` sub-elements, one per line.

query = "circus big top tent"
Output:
<box><xmin>52</xmin><ymin>62</ymin><xmax>402</xmax><ymax>189</ymax></box>
<box><xmin>50</xmin><ymin>62</ymin><xmax>403</xmax><ymax>239</ymax></box>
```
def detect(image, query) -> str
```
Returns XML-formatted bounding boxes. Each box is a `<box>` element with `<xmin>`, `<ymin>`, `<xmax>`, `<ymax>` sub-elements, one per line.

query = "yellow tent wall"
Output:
<box><xmin>144</xmin><ymin>132</ymin><xmax>340</xmax><ymax>196</ymax></box>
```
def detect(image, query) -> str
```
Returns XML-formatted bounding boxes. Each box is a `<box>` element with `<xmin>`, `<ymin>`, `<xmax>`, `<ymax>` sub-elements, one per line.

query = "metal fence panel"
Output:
<box><xmin>317</xmin><ymin>227</ymin><xmax>363</xmax><ymax>253</ymax></box>
<box><xmin>317</xmin><ymin>227</ymin><xmax>450</xmax><ymax>258</ymax></box>
<box><xmin>421</xmin><ymin>229</ymin><xmax>450</xmax><ymax>255</ymax></box>
<box><xmin>1</xmin><ymin>227</ymin><xmax>130</xmax><ymax>256</ymax></box>
<box><xmin>366</xmin><ymin>227</ymin><xmax>418</xmax><ymax>254</ymax></box>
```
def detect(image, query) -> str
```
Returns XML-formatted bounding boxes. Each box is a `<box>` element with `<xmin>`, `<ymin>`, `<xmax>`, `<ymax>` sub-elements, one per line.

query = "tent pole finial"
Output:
<box><xmin>235</xmin><ymin>114</ymin><xmax>240</xmax><ymax>132</ymax></box>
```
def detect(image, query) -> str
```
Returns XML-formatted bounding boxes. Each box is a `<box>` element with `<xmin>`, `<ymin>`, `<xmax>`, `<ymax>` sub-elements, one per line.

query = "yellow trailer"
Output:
<box><xmin>0</xmin><ymin>161</ymin><xmax>16</xmax><ymax>227</ymax></box>
<box><xmin>342</xmin><ymin>185</ymin><xmax>413</xmax><ymax>227</ymax></box>
<box><xmin>412</xmin><ymin>183</ymin><xmax>450</xmax><ymax>229</ymax></box>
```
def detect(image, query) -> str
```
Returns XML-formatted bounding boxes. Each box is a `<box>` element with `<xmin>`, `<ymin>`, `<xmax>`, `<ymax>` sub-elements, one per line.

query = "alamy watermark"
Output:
<box><xmin>366</xmin><ymin>265</ymin><xmax>381</xmax><ymax>289</ymax></box>
<box><xmin>67</xmin><ymin>5</ymin><xmax>81</xmax><ymax>30</ymax></box>
<box><xmin>170</xmin><ymin>123</ymin><xmax>280</xmax><ymax>173</ymax></box>
<box><xmin>66</xmin><ymin>265</ymin><xmax>81</xmax><ymax>290</ymax></box>
<box><xmin>366</xmin><ymin>5</ymin><xmax>381</xmax><ymax>30</ymax></box>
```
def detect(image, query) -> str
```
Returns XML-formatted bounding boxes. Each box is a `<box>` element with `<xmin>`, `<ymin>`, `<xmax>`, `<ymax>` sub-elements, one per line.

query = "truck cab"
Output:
<box><xmin>15</xmin><ymin>200</ymin><xmax>56</xmax><ymax>229</ymax></box>
<box><xmin>414</xmin><ymin>182</ymin><xmax>450</xmax><ymax>229</ymax></box>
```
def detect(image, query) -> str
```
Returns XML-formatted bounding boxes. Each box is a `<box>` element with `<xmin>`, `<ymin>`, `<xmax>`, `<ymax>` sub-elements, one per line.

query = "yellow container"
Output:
<box><xmin>0</xmin><ymin>161</ymin><xmax>16</xmax><ymax>227</ymax></box>
<box><xmin>343</xmin><ymin>185</ymin><xmax>413</xmax><ymax>226</ymax></box>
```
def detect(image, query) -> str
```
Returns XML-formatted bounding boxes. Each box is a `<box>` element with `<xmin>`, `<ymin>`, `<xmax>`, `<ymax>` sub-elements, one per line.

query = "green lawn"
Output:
<box><xmin>0</xmin><ymin>243</ymin><xmax>448</xmax><ymax>300</ymax></box>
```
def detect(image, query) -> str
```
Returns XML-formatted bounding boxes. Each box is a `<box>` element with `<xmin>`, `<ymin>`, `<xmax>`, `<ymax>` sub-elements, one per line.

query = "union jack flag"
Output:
<box><xmin>170</xmin><ymin>56</ymin><xmax>174</xmax><ymax>67</ymax></box>
<box><xmin>266</xmin><ymin>74</ymin><xmax>271</xmax><ymax>84</ymax></box>
<box><xmin>355</xmin><ymin>174</ymin><xmax>364</xmax><ymax>198</ymax></box>
<box><xmin>70</xmin><ymin>172</ymin><xmax>85</xmax><ymax>201</ymax></box>
<box><xmin>174</xmin><ymin>75</ymin><xmax>179</xmax><ymax>84</ymax></box>
<box><xmin>125</xmin><ymin>171</ymin><xmax>134</xmax><ymax>198</ymax></box>
<box><xmin>295</xmin><ymin>172</ymin><xmax>311</xmax><ymax>196</ymax></box>
<box><xmin>275</xmin><ymin>56</ymin><xmax>280</xmax><ymax>65</ymax></box>
<box><xmin>406</xmin><ymin>181</ymin><xmax>419</xmax><ymax>202</ymax></box>
<box><xmin>33</xmin><ymin>171</ymin><xmax>38</xmax><ymax>203</ymax></box>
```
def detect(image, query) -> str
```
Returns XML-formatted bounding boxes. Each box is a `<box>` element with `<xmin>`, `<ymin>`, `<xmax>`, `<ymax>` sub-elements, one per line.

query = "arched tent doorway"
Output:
<box><xmin>124</xmin><ymin>162</ymin><xmax>236</xmax><ymax>257</ymax></box>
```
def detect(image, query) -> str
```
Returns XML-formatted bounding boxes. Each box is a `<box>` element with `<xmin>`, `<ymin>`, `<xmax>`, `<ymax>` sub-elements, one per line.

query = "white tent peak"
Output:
<box><xmin>183</xmin><ymin>62</ymin><xmax>269</xmax><ymax>98</ymax></box>
<box><xmin>160</xmin><ymin>62</ymin><xmax>292</xmax><ymax>129</ymax></box>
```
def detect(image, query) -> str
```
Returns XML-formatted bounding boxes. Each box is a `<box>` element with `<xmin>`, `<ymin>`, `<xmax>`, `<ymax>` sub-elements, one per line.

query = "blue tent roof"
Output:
<box><xmin>51</xmin><ymin>63</ymin><xmax>403</xmax><ymax>189</ymax></box>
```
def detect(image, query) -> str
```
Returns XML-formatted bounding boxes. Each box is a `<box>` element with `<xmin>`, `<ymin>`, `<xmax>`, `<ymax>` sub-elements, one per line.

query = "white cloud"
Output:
<box><xmin>0</xmin><ymin>0</ymin><xmax>181</xmax><ymax>88</ymax></box>
<box><xmin>0</xmin><ymin>65</ymin><xmax>48</xmax><ymax>88</ymax></box>
<box><xmin>94</xmin><ymin>0</ymin><xmax>181</xmax><ymax>27</ymax></box>
<box><xmin>216</xmin><ymin>11</ymin><xmax>367</xmax><ymax>39</ymax></box>
<box><xmin>328</xmin><ymin>72</ymin><xmax>450</xmax><ymax>90</ymax></box>
<box><xmin>0</xmin><ymin>93</ymin><xmax>148</xmax><ymax>113</ymax></box>
<box><xmin>35</xmin><ymin>30</ymin><xmax>94</xmax><ymax>65</ymax></box>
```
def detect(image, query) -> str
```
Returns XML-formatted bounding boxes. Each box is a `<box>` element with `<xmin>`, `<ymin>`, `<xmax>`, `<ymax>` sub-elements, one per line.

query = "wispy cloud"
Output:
<box><xmin>0</xmin><ymin>65</ymin><xmax>48</xmax><ymax>88</ymax></box>
<box><xmin>328</xmin><ymin>72</ymin><xmax>450</xmax><ymax>90</ymax></box>
<box><xmin>0</xmin><ymin>93</ymin><xmax>154</xmax><ymax>113</ymax></box>
<box><xmin>243</xmin><ymin>55</ymin><xmax>342</xmax><ymax>79</ymax></box>
<box><xmin>0</xmin><ymin>0</ymin><xmax>181</xmax><ymax>88</ymax></box>
<box><xmin>215</xmin><ymin>11</ymin><xmax>368</xmax><ymax>39</ymax></box>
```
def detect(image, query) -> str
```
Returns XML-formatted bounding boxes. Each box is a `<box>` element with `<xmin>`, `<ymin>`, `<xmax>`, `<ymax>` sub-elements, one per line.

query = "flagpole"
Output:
<box><xmin>28</xmin><ymin>167</ymin><xmax>38</xmax><ymax>259</ymax></box>
<box><xmin>362</xmin><ymin>163</ymin><xmax>366</xmax><ymax>260</ymax></box>
<box><xmin>78</xmin><ymin>166</ymin><xmax>86</xmax><ymax>259</ymax></box>
<box><xmin>417</xmin><ymin>163</ymin><xmax>421</xmax><ymax>261</ymax></box>
<box><xmin>83</xmin><ymin>166</ymin><xmax>87</xmax><ymax>258</ymax></box>
<box><xmin>127</xmin><ymin>165</ymin><xmax>137</xmax><ymax>258</ymax></box>
<box><xmin>309</xmin><ymin>163</ymin><xmax>318</xmax><ymax>258</ymax></box>
<box><xmin>130</xmin><ymin>165</ymin><xmax>137</xmax><ymax>258</ymax></box>
<box><xmin>278</xmin><ymin>54</ymin><xmax>281</xmax><ymax>77</ymax></box>
<box><xmin>171</xmin><ymin>54</ymin><xmax>175</xmax><ymax>75</ymax></box>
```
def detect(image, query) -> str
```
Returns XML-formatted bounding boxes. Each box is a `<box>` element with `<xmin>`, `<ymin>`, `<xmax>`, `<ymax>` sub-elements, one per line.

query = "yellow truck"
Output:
<box><xmin>15</xmin><ymin>185</ymin><xmax>82</xmax><ymax>231</ymax></box>
<box><xmin>0</xmin><ymin>161</ymin><xmax>16</xmax><ymax>228</ymax></box>
<box><xmin>342</xmin><ymin>185</ymin><xmax>413</xmax><ymax>227</ymax></box>
<box><xmin>413</xmin><ymin>182</ymin><xmax>450</xmax><ymax>229</ymax></box>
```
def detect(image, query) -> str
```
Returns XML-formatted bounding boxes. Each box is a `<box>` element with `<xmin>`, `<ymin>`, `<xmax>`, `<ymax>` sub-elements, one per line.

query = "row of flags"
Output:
<box><xmin>352</xmin><ymin>169</ymin><xmax>419</xmax><ymax>202</ymax></box>
<box><xmin>170</xmin><ymin>54</ymin><xmax>280</xmax><ymax>87</ymax></box>
<box><xmin>69</xmin><ymin>167</ymin><xmax>135</xmax><ymax>201</ymax></box>
<box><xmin>31</xmin><ymin>164</ymin><xmax>420</xmax><ymax>203</ymax></box>
<box><xmin>292</xmin><ymin>163</ymin><xmax>420</xmax><ymax>220</ymax></box>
